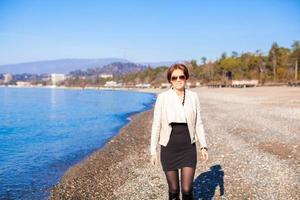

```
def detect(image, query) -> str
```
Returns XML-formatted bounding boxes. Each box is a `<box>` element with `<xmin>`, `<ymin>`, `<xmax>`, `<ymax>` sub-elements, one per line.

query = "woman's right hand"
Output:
<box><xmin>150</xmin><ymin>154</ymin><xmax>158</xmax><ymax>166</ymax></box>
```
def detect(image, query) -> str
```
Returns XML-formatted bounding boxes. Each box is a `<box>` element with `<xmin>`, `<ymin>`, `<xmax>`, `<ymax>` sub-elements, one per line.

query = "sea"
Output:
<box><xmin>0</xmin><ymin>87</ymin><xmax>156</xmax><ymax>200</ymax></box>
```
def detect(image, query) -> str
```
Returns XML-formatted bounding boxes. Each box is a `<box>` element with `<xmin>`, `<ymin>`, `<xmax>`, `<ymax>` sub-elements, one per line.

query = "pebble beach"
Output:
<box><xmin>49</xmin><ymin>86</ymin><xmax>300</xmax><ymax>200</ymax></box>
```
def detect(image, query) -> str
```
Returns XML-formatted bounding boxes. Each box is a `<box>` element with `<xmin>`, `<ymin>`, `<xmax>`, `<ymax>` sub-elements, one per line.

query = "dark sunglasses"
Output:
<box><xmin>171</xmin><ymin>75</ymin><xmax>186</xmax><ymax>81</ymax></box>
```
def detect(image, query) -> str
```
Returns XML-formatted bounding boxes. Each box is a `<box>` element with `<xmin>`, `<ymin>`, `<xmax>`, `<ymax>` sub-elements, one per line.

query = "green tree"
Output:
<box><xmin>201</xmin><ymin>57</ymin><xmax>207</xmax><ymax>65</ymax></box>
<box><xmin>291</xmin><ymin>41</ymin><xmax>300</xmax><ymax>81</ymax></box>
<box><xmin>231</xmin><ymin>51</ymin><xmax>239</xmax><ymax>58</ymax></box>
<box><xmin>190</xmin><ymin>59</ymin><xmax>198</xmax><ymax>70</ymax></box>
<box><xmin>269</xmin><ymin>42</ymin><xmax>280</xmax><ymax>81</ymax></box>
<box><xmin>221</xmin><ymin>52</ymin><xmax>227</xmax><ymax>60</ymax></box>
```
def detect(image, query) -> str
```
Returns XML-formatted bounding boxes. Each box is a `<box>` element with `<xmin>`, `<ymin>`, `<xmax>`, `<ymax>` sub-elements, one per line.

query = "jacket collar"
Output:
<box><xmin>168</xmin><ymin>86</ymin><xmax>188</xmax><ymax>99</ymax></box>
<box><xmin>170</xmin><ymin>87</ymin><xmax>184</xmax><ymax>104</ymax></box>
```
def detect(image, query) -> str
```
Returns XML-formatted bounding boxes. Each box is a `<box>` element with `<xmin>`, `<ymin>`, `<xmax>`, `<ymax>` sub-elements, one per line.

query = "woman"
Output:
<box><xmin>149</xmin><ymin>63</ymin><xmax>208</xmax><ymax>200</ymax></box>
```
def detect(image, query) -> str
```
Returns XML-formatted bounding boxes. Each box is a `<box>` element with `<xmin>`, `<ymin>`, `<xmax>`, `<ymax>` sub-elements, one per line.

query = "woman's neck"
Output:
<box><xmin>172</xmin><ymin>87</ymin><xmax>185</xmax><ymax>96</ymax></box>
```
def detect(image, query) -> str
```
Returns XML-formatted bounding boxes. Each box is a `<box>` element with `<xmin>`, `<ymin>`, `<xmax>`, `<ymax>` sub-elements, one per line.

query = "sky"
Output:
<box><xmin>0</xmin><ymin>0</ymin><xmax>299</xmax><ymax>65</ymax></box>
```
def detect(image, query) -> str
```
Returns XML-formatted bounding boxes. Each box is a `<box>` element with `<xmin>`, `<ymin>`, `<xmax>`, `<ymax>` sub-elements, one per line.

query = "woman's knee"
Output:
<box><xmin>181</xmin><ymin>178</ymin><xmax>193</xmax><ymax>194</ymax></box>
<box><xmin>168</xmin><ymin>184</ymin><xmax>180</xmax><ymax>193</ymax></box>
<box><xmin>181</xmin><ymin>185</ymin><xmax>193</xmax><ymax>194</ymax></box>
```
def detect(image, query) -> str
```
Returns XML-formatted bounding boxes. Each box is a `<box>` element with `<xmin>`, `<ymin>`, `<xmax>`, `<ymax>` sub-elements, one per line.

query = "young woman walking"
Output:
<box><xmin>150</xmin><ymin>63</ymin><xmax>208</xmax><ymax>200</ymax></box>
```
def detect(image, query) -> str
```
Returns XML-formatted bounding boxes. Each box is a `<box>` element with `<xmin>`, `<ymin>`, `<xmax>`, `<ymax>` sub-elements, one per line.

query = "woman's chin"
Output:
<box><xmin>174</xmin><ymin>85</ymin><xmax>184</xmax><ymax>90</ymax></box>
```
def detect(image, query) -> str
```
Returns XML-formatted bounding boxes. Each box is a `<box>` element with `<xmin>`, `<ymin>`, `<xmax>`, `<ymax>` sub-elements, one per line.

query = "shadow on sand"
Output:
<box><xmin>193</xmin><ymin>165</ymin><xmax>225</xmax><ymax>200</ymax></box>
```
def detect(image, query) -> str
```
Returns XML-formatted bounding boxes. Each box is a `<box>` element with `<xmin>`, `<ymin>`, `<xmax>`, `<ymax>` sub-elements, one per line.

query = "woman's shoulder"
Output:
<box><xmin>158</xmin><ymin>88</ymin><xmax>172</xmax><ymax>97</ymax></box>
<box><xmin>157</xmin><ymin>88</ymin><xmax>197</xmax><ymax>98</ymax></box>
<box><xmin>155</xmin><ymin>90</ymin><xmax>168</xmax><ymax>101</ymax></box>
<box><xmin>186</xmin><ymin>89</ymin><xmax>197</xmax><ymax>97</ymax></box>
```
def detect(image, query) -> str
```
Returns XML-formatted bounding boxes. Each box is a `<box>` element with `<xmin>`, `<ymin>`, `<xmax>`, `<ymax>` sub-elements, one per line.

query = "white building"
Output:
<box><xmin>99</xmin><ymin>74</ymin><xmax>113</xmax><ymax>78</ymax></box>
<box><xmin>104</xmin><ymin>81</ymin><xmax>122</xmax><ymax>87</ymax></box>
<box><xmin>231</xmin><ymin>79</ymin><xmax>259</xmax><ymax>87</ymax></box>
<box><xmin>135</xmin><ymin>83</ymin><xmax>151</xmax><ymax>88</ymax></box>
<box><xmin>161</xmin><ymin>83</ymin><xmax>171</xmax><ymax>88</ymax></box>
<box><xmin>16</xmin><ymin>81</ymin><xmax>31</xmax><ymax>87</ymax></box>
<box><xmin>51</xmin><ymin>73</ymin><xmax>66</xmax><ymax>85</ymax></box>
<box><xmin>4</xmin><ymin>73</ymin><xmax>12</xmax><ymax>83</ymax></box>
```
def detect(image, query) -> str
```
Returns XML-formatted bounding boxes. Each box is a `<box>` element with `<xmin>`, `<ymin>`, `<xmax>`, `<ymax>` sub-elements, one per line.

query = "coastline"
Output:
<box><xmin>0</xmin><ymin>84</ymin><xmax>166</xmax><ymax>93</ymax></box>
<box><xmin>49</xmin><ymin>88</ymin><xmax>165</xmax><ymax>199</ymax></box>
<box><xmin>49</xmin><ymin>101</ymin><xmax>160</xmax><ymax>199</ymax></box>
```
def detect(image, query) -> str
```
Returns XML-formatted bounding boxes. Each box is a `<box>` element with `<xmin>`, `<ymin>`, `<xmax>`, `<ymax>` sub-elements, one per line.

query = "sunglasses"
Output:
<box><xmin>171</xmin><ymin>75</ymin><xmax>186</xmax><ymax>81</ymax></box>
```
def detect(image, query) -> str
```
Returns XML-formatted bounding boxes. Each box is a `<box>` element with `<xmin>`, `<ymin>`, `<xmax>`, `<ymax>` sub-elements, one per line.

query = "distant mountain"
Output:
<box><xmin>69</xmin><ymin>62</ymin><xmax>148</xmax><ymax>77</ymax></box>
<box><xmin>0</xmin><ymin>58</ymin><xmax>130</xmax><ymax>74</ymax></box>
<box><xmin>137</xmin><ymin>61</ymin><xmax>179</xmax><ymax>67</ymax></box>
<box><xmin>100</xmin><ymin>62</ymin><xmax>147</xmax><ymax>76</ymax></box>
<box><xmin>0</xmin><ymin>58</ymin><xmax>182</xmax><ymax>75</ymax></box>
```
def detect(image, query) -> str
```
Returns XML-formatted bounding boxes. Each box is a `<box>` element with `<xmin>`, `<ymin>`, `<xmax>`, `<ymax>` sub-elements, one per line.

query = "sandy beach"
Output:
<box><xmin>49</xmin><ymin>86</ymin><xmax>300</xmax><ymax>200</ymax></box>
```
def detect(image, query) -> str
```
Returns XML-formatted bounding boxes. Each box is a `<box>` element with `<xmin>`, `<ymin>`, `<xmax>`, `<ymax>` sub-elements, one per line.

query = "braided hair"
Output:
<box><xmin>182</xmin><ymin>87</ymin><xmax>185</xmax><ymax>106</ymax></box>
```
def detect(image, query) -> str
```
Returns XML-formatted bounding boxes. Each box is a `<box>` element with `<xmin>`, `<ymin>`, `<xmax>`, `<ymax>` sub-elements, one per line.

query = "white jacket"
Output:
<box><xmin>149</xmin><ymin>87</ymin><xmax>208</xmax><ymax>155</ymax></box>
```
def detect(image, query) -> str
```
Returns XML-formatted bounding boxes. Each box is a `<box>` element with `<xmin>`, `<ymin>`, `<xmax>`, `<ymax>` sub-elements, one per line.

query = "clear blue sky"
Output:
<box><xmin>0</xmin><ymin>0</ymin><xmax>299</xmax><ymax>65</ymax></box>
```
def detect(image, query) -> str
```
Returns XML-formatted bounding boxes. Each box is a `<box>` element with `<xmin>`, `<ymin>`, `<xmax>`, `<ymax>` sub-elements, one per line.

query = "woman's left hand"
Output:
<box><xmin>201</xmin><ymin>149</ymin><xmax>208</xmax><ymax>162</ymax></box>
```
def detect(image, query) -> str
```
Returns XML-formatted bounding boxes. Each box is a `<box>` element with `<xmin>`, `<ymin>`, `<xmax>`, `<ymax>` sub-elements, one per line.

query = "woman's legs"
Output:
<box><xmin>164</xmin><ymin>167</ymin><xmax>195</xmax><ymax>199</ymax></box>
<box><xmin>164</xmin><ymin>169</ymin><xmax>180</xmax><ymax>200</ymax></box>
<box><xmin>181</xmin><ymin>167</ymin><xmax>195</xmax><ymax>199</ymax></box>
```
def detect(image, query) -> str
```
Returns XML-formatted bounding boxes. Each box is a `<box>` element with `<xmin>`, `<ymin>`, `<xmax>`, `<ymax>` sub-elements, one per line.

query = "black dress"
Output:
<box><xmin>160</xmin><ymin>122</ymin><xmax>197</xmax><ymax>172</ymax></box>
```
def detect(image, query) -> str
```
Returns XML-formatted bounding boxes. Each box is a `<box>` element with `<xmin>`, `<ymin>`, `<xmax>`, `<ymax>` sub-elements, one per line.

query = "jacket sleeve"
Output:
<box><xmin>195</xmin><ymin>93</ymin><xmax>208</xmax><ymax>149</ymax></box>
<box><xmin>150</xmin><ymin>94</ymin><xmax>162</xmax><ymax>155</ymax></box>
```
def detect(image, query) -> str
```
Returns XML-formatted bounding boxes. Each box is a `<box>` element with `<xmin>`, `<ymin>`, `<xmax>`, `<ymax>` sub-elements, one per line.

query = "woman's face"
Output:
<box><xmin>170</xmin><ymin>69</ymin><xmax>186</xmax><ymax>90</ymax></box>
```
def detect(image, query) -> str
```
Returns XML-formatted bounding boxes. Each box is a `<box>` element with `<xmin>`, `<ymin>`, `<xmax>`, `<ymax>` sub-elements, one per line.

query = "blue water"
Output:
<box><xmin>0</xmin><ymin>87</ymin><xmax>156</xmax><ymax>200</ymax></box>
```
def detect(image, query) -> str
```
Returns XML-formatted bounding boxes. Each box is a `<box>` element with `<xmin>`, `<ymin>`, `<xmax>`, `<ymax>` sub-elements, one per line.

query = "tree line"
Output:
<box><xmin>120</xmin><ymin>41</ymin><xmax>300</xmax><ymax>86</ymax></box>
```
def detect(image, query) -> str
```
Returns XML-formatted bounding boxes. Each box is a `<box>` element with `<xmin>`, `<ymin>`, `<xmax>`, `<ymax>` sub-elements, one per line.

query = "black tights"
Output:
<box><xmin>164</xmin><ymin>167</ymin><xmax>195</xmax><ymax>195</ymax></box>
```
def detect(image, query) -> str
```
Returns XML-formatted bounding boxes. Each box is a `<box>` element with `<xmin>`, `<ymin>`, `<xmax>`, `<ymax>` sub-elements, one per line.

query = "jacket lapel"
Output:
<box><xmin>183</xmin><ymin>90</ymin><xmax>191</xmax><ymax>122</ymax></box>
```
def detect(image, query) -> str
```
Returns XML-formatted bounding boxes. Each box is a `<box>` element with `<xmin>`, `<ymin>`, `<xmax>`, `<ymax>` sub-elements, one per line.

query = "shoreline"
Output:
<box><xmin>49</xmin><ymin>104</ymin><xmax>159</xmax><ymax>199</ymax></box>
<box><xmin>0</xmin><ymin>84</ymin><xmax>169</xmax><ymax>96</ymax></box>
<box><xmin>49</xmin><ymin>88</ymin><xmax>164</xmax><ymax>199</ymax></box>
<box><xmin>0</xmin><ymin>84</ymin><xmax>164</xmax><ymax>92</ymax></box>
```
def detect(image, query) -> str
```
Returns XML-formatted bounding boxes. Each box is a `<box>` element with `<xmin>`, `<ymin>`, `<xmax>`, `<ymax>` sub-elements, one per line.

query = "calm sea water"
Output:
<box><xmin>0</xmin><ymin>87</ymin><xmax>156</xmax><ymax>200</ymax></box>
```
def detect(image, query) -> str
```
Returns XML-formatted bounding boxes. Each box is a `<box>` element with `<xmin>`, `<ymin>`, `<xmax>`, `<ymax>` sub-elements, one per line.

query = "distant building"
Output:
<box><xmin>135</xmin><ymin>83</ymin><xmax>151</xmax><ymax>88</ymax></box>
<box><xmin>186</xmin><ymin>82</ymin><xmax>191</xmax><ymax>88</ymax></box>
<box><xmin>41</xmin><ymin>74</ymin><xmax>51</xmax><ymax>81</ymax></box>
<box><xmin>161</xmin><ymin>83</ymin><xmax>171</xmax><ymax>88</ymax></box>
<box><xmin>99</xmin><ymin>74</ymin><xmax>113</xmax><ymax>78</ymax></box>
<box><xmin>16</xmin><ymin>81</ymin><xmax>31</xmax><ymax>87</ymax></box>
<box><xmin>4</xmin><ymin>73</ymin><xmax>12</xmax><ymax>83</ymax></box>
<box><xmin>104</xmin><ymin>81</ymin><xmax>122</xmax><ymax>87</ymax></box>
<box><xmin>51</xmin><ymin>73</ymin><xmax>66</xmax><ymax>85</ymax></box>
<box><xmin>231</xmin><ymin>79</ymin><xmax>258</xmax><ymax>87</ymax></box>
